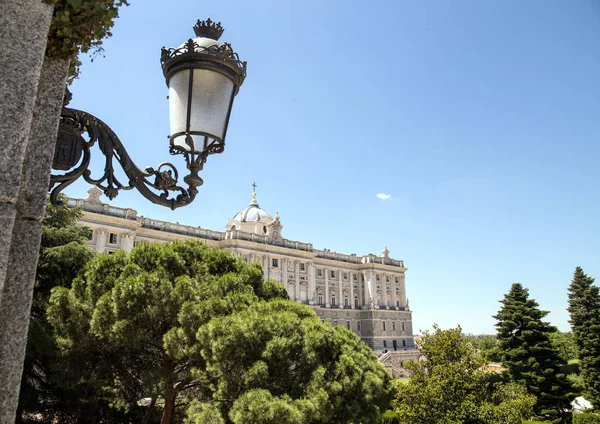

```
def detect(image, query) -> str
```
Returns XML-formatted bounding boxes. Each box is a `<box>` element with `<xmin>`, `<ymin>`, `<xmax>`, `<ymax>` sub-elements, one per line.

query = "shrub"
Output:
<box><xmin>573</xmin><ymin>413</ymin><xmax>600</xmax><ymax>424</ymax></box>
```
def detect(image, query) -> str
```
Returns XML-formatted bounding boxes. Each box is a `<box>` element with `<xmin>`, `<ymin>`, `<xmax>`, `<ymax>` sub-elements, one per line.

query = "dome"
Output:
<box><xmin>232</xmin><ymin>198</ymin><xmax>272</xmax><ymax>223</ymax></box>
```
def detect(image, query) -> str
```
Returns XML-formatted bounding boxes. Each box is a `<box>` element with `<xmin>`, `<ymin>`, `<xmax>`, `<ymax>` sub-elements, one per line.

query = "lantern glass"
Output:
<box><xmin>168</xmin><ymin>68</ymin><xmax>235</xmax><ymax>153</ymax></box>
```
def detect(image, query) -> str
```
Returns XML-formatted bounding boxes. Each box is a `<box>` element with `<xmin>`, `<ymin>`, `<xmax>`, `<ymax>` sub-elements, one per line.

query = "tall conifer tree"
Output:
<box><xmin>568</xmin><ymin>267</ymin><xmax>600</xmax><ymax>408</ymax></box>
<box><xmin>494</xmin><ymin>283</ymin><xmax>572</xmax><ymax>422</ymax></box>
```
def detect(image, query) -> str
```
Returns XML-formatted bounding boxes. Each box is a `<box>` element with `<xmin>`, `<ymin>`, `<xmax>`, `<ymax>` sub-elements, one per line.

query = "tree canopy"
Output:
<box><xmin>568</xmin><ymin>267</ymin><xmax>600</xmax><ymax>408</ymax></box>
<box><xmin>48</xmin><ymin>240</ymin><xmax>392</xmax><ymax>423</ymax></box>
<box><xmin>391</xmin><ymin>325</ymin><xmax>535</xmax><ymax>424</ymax></box>
<box><xmin>494</xmin><ymin>283</ymin><xmax>572</xmax><ymax>422</ymax></box>
<box><xmin>17</xmin><ymin>199</ymin><xmax>96</xmax><ymax>422</ymax></box>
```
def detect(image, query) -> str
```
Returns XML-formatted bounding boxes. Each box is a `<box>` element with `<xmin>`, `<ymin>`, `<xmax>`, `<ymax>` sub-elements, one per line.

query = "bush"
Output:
<box><xmin>574</xmin><ymin>413</ymin><xmax>600</xmax><ymax>424</ymax></box>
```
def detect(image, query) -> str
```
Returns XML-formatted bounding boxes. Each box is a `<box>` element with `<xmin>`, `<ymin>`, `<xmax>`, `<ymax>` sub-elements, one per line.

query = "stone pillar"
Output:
<box><xmin>122</xmin><ymin>231</ymin><xmax>135</xmax><ymax>252</ymax></box>
<box><xmin>382</xmin><ymin>274</ymin><xmax>389</xmax><ymax>309</ymax></box>
<box><xmin>325</xmin><ymin>267</ymin><xmax>330</xmax><ymax>308</ymax></box>
<box><xmin>0</xmin><ymin>0</ymin><xmax>53</xmax><ymax>305</ymax></box>
<box><xmin>338</xmin><ymin>270</ymin><xmax>343</xmax><ymax>309</ymax></box>
<box><xmin>96</xmin><ymin>227</ymin><xmax>108</xmax><ymax>253</ymax></box>
<box><xmin>308</xmin><ymin>262</ymin><xmax>315</xmax><ymax>305</ymax></box>
<box><xmin>350</xmin><ymin>273</ymin><xmax>355</xmax><ymax>310</ymax></box>
<box><xmin>392</xmin><ymin>277</ymin><xmax>398</xmax><ymax>310</ymax></box>
<box><xmin>0</xmin><ymin>35</ymin><xmax>69</xmax><ymax>422</ymax></box>
<box><xmin>294</xmin><ymin>260</ymin><xmax>300</xmax><ymax>302</ymax></box>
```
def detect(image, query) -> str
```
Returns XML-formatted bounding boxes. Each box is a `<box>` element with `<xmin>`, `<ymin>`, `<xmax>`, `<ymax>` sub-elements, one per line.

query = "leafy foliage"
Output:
<box><xmin>568</xmin><ymin>267</ymin><xmax>600</xmax><ymax>408</ymax></box>
<box><xmin>494</xmin><ymin>283</ymin><xmax>573</xmax><ymax>422</ymax></box>
<box><xmin>392</xmin><ymin>325</ymin><xmax>535</xmax><ymax>424</ymax></box>
<box><xmin>48</xmin><ymin>240</ymin><xmax>392</xmax><ymax>423</ymax></box>
<box><xmin>44</xmin><ymin>0</ymin><xmax>130</xmax><ymax>81</ymax></box>
<box><xmin>549</xmin><ymin>331</ymin><xmax>578</xmax><ymax>363</ymax></box>
<box><xmin>573</xmin><ymin>413</ymin><xmax>600</xmax><ymax>424</ymax></box>
<box><xmin>17</xmin><ymin>199</ymin><xmax>98</xmax><ymax>422</ymax></box>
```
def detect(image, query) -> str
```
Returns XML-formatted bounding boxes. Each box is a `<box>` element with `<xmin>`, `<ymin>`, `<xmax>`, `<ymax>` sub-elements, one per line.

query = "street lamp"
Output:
<box><xmin>49</xmin><ymin>18</ymin><xmax>246</xmax><ymax>209</ymax></box>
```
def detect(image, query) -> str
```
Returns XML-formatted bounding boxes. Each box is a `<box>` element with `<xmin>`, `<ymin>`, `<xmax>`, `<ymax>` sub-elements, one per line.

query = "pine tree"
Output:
<box><xmin>568</xmin><ymin>267</ymin><xmax>600</xmax><ymax>408</ymax></box>
<box><xmin>494</xmin><ymin>283</ymin><xmax>572</xmax><ymax>422</ymax></box>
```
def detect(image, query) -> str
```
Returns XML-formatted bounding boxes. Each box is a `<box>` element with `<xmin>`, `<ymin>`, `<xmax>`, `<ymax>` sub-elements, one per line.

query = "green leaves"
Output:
<box><xmin>495</xmin><ymin>284</ymin><xmax>573</xmax><ymax>422</ymax></box>
<box><xmin>393</xmin><ymin>325</ymin><xmax>535</xmax><ymax>424</ymax></box>
<box><xmin>568</xmin><ymin>267</ymin><xmax>600</xmax><ymax>408</ymax></box>
<box><xmin>46</xmin><ymin>240</ymin><xmax>391</xmax><ymax>423</ymax></box>
<box><xmin>46</xmin><ymin>0</ymin><xmax>130</xmax><ymax>81</ymax></box>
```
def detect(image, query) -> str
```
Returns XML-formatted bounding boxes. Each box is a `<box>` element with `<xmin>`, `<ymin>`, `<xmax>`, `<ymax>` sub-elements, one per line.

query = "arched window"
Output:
<box><xmin>230</xmin><ymin>225</ymin><xmax>236</xmax><ymax>231</ymax></box>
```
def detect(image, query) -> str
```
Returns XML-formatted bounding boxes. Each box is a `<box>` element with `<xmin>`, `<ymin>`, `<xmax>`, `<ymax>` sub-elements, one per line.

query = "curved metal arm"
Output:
<box><xmin>50</xmin><ymin>106</ymin><xmax>204</xmax><ymax>210</ymax></box>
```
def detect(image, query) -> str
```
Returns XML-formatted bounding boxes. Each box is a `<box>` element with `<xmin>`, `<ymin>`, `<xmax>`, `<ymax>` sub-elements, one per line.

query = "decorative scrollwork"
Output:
<box><xmin>50</xmin><ymin>105</ymin><xmax>203</xmax><ymax>210</ymax></box>
<box><xmin>160</xmin><ymin>39</ymin><xmax>247</xmax><ymax>82</ymax></box>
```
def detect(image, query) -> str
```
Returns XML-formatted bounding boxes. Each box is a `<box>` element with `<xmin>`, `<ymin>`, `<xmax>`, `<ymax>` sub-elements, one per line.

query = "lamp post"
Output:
<box><xmin>49</xmin><ymin>18</ymin><xmax>246</xmax><ymax>209</ymax></box>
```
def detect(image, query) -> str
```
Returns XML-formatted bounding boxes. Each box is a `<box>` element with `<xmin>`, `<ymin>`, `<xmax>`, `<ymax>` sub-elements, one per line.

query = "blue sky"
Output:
<box><xmin>65</xmin><ymin>0</ymin><xmax>600</xmax><ymax>334</ymax></box>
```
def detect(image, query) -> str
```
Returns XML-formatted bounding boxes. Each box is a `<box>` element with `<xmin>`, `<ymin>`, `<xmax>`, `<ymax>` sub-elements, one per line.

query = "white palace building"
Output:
<box><xmin>69</xmin><ymin>187</ymin><xmax>416</xmax><ymax>353</ymax></box>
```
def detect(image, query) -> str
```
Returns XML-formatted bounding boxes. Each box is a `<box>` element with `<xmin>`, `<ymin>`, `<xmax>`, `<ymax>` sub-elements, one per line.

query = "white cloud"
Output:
<box><xmin>376</xmin><ymin>193</ymin><xmax>392</xmax><ymax>200</ymax></box>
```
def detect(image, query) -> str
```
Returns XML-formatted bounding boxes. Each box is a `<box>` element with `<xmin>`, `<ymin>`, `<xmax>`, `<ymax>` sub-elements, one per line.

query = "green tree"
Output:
<box><xmin>568</xmin><ymin>267</ymin><xmax>600</xmax><ymax>408</ymax></box>
<box><xmin>45</xmin><ymin>0</ymin><xmax>130</xmax><ymax>81</ymax></box>
<box><xmin>392</xmin><ymin>325</ymin><xmax>535</xmax><ymax>424</ymax></box>
<box><xmin>494</xmin><ymin>283</ymin><xmax>572</xmax><ymax>422</ymax></box>
<box><xmin>17</xmin><ymin>199</ymin><xmax>96</xmax><ymax>421</ymax></box>
<box><xmin>49</xmin><ymin>240</ymin><xmax>392</xmax><ymax>424</ymax></box>
<box><xmin>549</xmin><ymin>331</ymin><xmax>578</xmax><ymax>363</ymax></box>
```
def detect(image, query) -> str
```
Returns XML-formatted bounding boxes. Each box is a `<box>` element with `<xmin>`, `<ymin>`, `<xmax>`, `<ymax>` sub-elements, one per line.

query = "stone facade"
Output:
<box><xmin>69</xmin><ymin>187</ymin><xmax>416</xmax><ymax>353</ymax></box>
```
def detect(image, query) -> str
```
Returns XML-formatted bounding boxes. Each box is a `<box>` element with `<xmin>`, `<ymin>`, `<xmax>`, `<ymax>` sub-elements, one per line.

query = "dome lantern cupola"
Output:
<box><xmin>226</xmin><ymin>183</ymin><xmax>275</xmax><ymax>235</ymax></box>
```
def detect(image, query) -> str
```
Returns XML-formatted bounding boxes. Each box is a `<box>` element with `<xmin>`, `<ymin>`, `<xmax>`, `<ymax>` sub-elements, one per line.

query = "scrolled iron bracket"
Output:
<box><xmin>50</xmin><ymin>94</ymin><xmax>204</xmax><ymax>210</ymax></box>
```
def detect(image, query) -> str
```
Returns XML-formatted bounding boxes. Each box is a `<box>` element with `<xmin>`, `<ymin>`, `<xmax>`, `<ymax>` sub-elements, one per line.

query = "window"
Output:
<box><xmin>300</xmin><ymin>276</ymin><xmax>306</xmax><ymax>281</ymax></box>
<box><xmin>357</xmin><ymin>322</ymin><xmax>361</xmax><ymax>331</ymax></box>
<box><xmin>395</xmin><ymin>277</ymin><xmax>399</xmax><ymax>284</ymax></box>
<box><xmin>402</xmin><ymin>322</ymin><xmax>405</xmax><ymax>331</ymax></box>
<box><xmin>382</xmin><ymin>321</ymin><xmax>386</xmax><ymax>331</ymax></box>
<box><xmin>353</xmin><ymin>274</ymin><xmax>357</xmax><ymax>281</ymax></box>
<box><xmin>346</xmin><ymin>321</ymin><xmax>350</xmax><ymax>330</ymax></box>
<box><xmin>330</xmin><ymin>270</ymin><xmax>335</xmax><ymax>279</ymax></box>
<box><xmin>392</xmin><ymin>322</ymin><xmax>396</xmax><ymax>331</ymax></box>
<box><xmin>107</xmin><ymin>250</ymin><xmax>115</xmax><ymax>255</ymax></box>
<box><xmin>333</xmin><ymin>320</ymin><xmax>338</xmax><ymax>326</ymax></box>
<box><xmin>318</xmin><ymin>295</ymin><xmax>323</xmax><ymax>305</ymax></box>
<box><xmin>344</xmin><ymin>297</ymin><xmax>349</xmax><ymax>307</ymax></box>
<box><xmin>402</xmin><ymin>340</ymin><xmax>406</xmax><ymax>347</ymax></box>
<box><xmin>109</xmin><ymin>233</ymin><xmax>118</xmax><ymax>244</ymax></box>
<box><xmin>343</xmin><ymin>272</ymin><xmax>348</xmax><ymax>280</ymax></box>
<box><xmin>272</xmin><ymin>258</ymin><xmax>278</xmax><ymax>268</ymax></box>
<box><xmin>396</xmin><ymin>300</ymin><xmax>400</xmax><ymax>307</ymax></box>
<box><xmin>331</xmin><ymin>296</ymin><xmax>336</xmax><ymax>306</ymax></box>
<box><xmin>263</xmin><ymin>225</ymin><xmax>267</xmax><ymax>234</ymax></box>
<box><xmin>383</xmin><ymin>340</ymin><xmax>387</xmax><ymax>348</ymax></box>
<box><xmin>87</xmin><ymin>230</ymin><xmax>94</xmax><ymax>240</ymax></box>
<box><xmin>354</xmin><ymin>297</ymin><xmax>359</xmax><ymax>308</ymax></box>
<box><xmin>300</xmin><ymin>263</ymin><xmax>305</xmax><ymax>271</ymax></box>
<box><xmin>376</xmin><ymin>274</ymin><xmax>380</xmax><ymax>281</ymax></box>
<box><xmin>317</xmin><ymin>269</ymin><xmax>323</xmax><ymax>277</ymax></box>
<box><xmin>386</xmin><ymin>276</ymin><xmax>389</xmax><ymax>282</ymax></box>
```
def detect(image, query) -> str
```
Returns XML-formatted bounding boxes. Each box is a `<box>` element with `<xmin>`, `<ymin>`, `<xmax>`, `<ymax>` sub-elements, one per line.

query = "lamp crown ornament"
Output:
<box><xmin>193</xmin><ymin>18</ymin><xmax>224</xmax><ymax>40</ymax></box>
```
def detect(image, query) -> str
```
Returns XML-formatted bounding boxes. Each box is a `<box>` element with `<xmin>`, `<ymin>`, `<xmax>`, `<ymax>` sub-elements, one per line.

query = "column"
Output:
<box><xmin>357</xmin><ymin>272</ymin><xmax>363</xmax><ymax>309</ymax></box>
<box><xmin>294</xmin><ymin>260</ymin><xmax>300</xmax><ymax>302</ymax></box>
<box><xmin>263</xmin><ymin>256</ymin><xmax>268</xmax><ymax>280</ymax></box>
<box><xmin>96</xmin><ymin>228</ymin><xmax>107</xmax><ymax>253</ymax></box>
<box><xmin>392</xmin><ymin>276</ymin><xmax>398</xmax><ymax>310</ymax></box>
<box><xmin>308</xmin><ymin>262</ymin><xmax>315</xmax><ymax>305</ymax></box>
<box><xmin>350</xmin><ymin>272</ymin><xmax>355</xmax><ymax>310</ymax></box>
<box><xmin>325</xmin><ymin>267</ymin><xmax>330</xmax><ymax>308</ymax></box>
<box><xmin>338</xmin><ymin>269</ymin><xmax>343</xmax><ymax>309</ymax></box>
<box><xmin>121</xmin><ymin>231</ymin><xmax>135</xmax><ymax>252</ymax></box>
<box><xmin>382</xmin><ymin>274</ymin><xmax>389</xmax><ymax>309</ymax></box>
